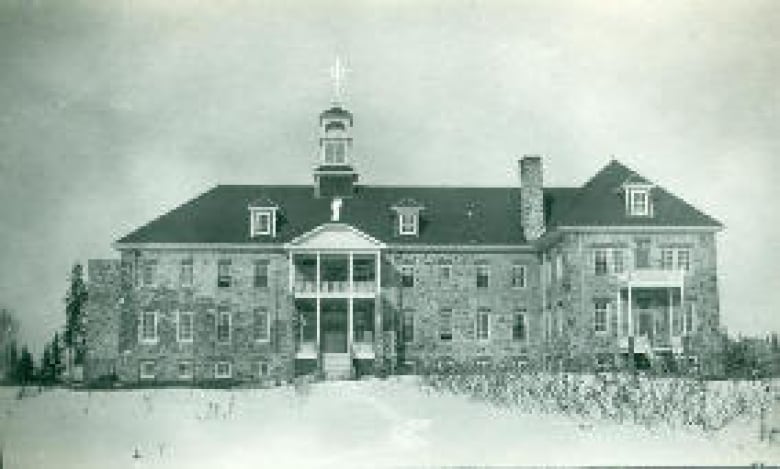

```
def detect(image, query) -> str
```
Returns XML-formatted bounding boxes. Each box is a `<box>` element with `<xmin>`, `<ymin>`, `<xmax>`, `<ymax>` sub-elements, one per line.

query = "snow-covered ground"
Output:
<box><xmin>0</xmin><ymin>377</ymin><xmax>777</xmax><ymax>468</ymax></box>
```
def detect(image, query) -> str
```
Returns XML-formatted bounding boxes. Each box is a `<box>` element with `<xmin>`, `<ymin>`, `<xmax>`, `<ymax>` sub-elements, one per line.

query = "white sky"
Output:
<box><xmin>0</xmin><ymin>0</ymin><xmax>778</xmax><ymax>351</ymax></box>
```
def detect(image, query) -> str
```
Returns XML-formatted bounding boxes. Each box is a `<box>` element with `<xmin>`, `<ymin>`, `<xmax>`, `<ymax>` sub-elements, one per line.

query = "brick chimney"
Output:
<box><xmin>520</xmin><ymin>155</ymin><xmax>545</xmax><ymax>241</ymax></box>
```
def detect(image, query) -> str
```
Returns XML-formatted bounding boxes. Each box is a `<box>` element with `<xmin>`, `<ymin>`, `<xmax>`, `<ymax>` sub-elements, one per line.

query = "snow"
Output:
<box><xmin>0</xmin><ymin>377</ymin><xmax>777</xmax><ymax>468</ymax></box>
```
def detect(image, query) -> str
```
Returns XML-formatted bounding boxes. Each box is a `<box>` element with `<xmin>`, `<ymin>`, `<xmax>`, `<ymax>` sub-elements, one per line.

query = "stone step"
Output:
<box><xmin>322</xmin><ymin>353</ymin><xmax>352</xmax><ymax>380</ymax></box>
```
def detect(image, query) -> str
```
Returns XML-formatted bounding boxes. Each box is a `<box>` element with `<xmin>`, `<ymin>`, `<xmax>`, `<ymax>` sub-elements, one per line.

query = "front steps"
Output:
<box><xmin>322</xmin><ymin>353</ymin><xmax>352</xmax><ymax>380</ymax></box>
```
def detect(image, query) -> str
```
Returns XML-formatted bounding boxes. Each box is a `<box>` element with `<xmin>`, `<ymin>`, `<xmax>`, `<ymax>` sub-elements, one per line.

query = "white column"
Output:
<box><xmin>627</xmin><ymin>281</ymin><xmax>633</xmax><ymax>337</ymax></box>
<box><xmin>288</xmin><ymin>252</ymin><xmax>294</xmax><ymax>293</ymax></box>
<box><xmin>617</xmin><ymin>288</ymin><xmax>622</xmax><ymax>338</ymax></box>
<box><xmin>667</xmin><ymin>287</ymin><xmax>673</xmax><ymax>342</ymax></box>
<box><xmin>348</xmin><ymin>251</ymin><xmax>354</xmax><ymax>352</ymax></box>
<box><xmin>316</xmin><ymin>252</ymin><xmax>321</xmax><ymax>350</ymax></box>
<box><xmin>375</xmin><ymin>251</ymin><xmax>382</xmax><ymax>357</ymax></box>
<box><xmin>349</xmin><ymin>252</ymin><xmax>354</xmax><ymax>294</ymax></box>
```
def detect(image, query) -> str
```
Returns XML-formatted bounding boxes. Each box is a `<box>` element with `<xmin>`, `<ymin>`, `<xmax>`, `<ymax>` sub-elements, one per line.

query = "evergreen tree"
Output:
<box><xmin>40</xmin><ymin>344</ymin><xmax>53</xmax><ymax>384</ymax></box>
<box><xmin>5</xmin><ymin>341</ymin><xmax>18</xmax><ymax>383</ymax></box>
<box><xmin>17</xmin><ymin>346</ymin><xmax>34</xmax><ymax>384</ymax></box>
<box><xmin>51</xmin><ymin>332</ymin><xmax>64</xmax><ymax>381</ymax></box>
<box><xmin>65</xmin><ymin>263</ymin><xmax>88</xmax><ymax>368</ymax></box>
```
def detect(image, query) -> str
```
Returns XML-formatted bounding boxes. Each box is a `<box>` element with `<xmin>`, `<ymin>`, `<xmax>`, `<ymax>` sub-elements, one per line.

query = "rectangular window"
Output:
<box><xmin>215</xmin><ymin>361</ymin><xmax>232</xmax><ymax>379</ymax></box>
<box><xmin>476</xmin><ymin>265</ymin><xmax>490</xmax><ymax>288</ymax></box>
<box><xmin>630</xmin><ymin>190</ymin><xmax>649</xmax><ymax>216</ymax></box>
<box><xmin>180</xmin><ymin>258</ymin><xmax>193</xmax><ymax>287</ymax></box>
<box><xmin>635</xmin><ymin>240</ymin><xmax>651</xmax><ymax>269</ymax></box>
<box><xmin>139</xmin><ymin>360</ymin><xmax>155</xmax><ymax>380</ymax></box>
<box><xmin>217</xmin><ymin>259</ymin><xmax>232</xmax><ymax>288</ymax></box>
<box><xmin>594</xmin><ymin>300</ymin><xmax>608</xmax><ymax>334</ymax></box>
<box><xmin>403</xmin><ymin>310</ymin><xmax>414</xmax><ymax>343</ymax></box>
<box><xmin>612</xmin><ymin>249</ymin><xmax>624</xmax><ymax>274</ymax></box>
<box><xmin>254</xmin><ymin>308</ymin><xmax>270</xmax><ymax>342</ymax></box>
<box><xmin>661</xmin><ymin>249</ymin><xmax>675</xmax><ymax>270</ymax></box>
<box><xmin>476</xmin><ymin>309</ymin><xmax>490</xmax><ymax>341</ymax></box>
<box><xmin>513</xmin><ymin>310</ymin><xmax>527</xmax><ymax>341</ymax></box>
<box><xmin>252</xmin><ymin>211</ymin><xmax>272</xmax><ymax>236</ymax></box>
<box><xmin>400</xmin><ymin>265</ymin><xmax>414</xmax><ymax>288</ymax></box>
<box><xmin>677</xmin><ymin>249</ymin><xmax>691</xmax><ymax>271</ymax></box>
<box><xmin>439</xmin><ymin>264</ymin><xmax>452</xmax><ymax>281</ymax></box>
<box><xmin>141</xmin><ymin>259</ymin><xmax>157</xmax><ymax>286</ymax></box>
<box><xmin>511</xmin><ymin>264</ymin><xmax>527</xmax><ymax>288</ymax></box>
<box><xmin>216</xmin><ymin>307</ymin><xmax>231</xmax><ymax>343</ymax></box>
<box><xmin>254</xmin><ymin>260</ymin><xmax>269</xmax><ymax>288</ymax></box>
<box><xmin>257</xmin><ymin>361</ymin><xmax>269</xmax><ymax>378</ymax></box>
<box><xmin>177</xmin><ymin>311</ymin><xmax>194</xmax><ymax>343</ymax></box>
<box><xmin>353</xmin><ymin>258</ymin><xmax>374</xmax><ymax>282</ymax></box>
<box><xmin>594</xmin><ymin>250</ymin><xmax>608</xmax><ymax>275</ymax></box>
<box><xmin>178</xmin><ymin>361</ymin><xmax>193</xmax><ymax>380</ymax></box>
<box><xmin>140</xmin><ymin>312</ymin><xmax>158</xmax><ymax>344</ymax></box>
<box><xmin>399</xmin><ymin>213</ymin><xmax>418</xmax><ymax>235</ymax></box>
<box><xmin>439</xmin><ymin>308</ymin><xmax>453</xmax><ymax>341</ymax></box>
<box><xmin>324</xmin><ymin>140</ymin><xmax>346</xmax><ymax>164</ymax></box>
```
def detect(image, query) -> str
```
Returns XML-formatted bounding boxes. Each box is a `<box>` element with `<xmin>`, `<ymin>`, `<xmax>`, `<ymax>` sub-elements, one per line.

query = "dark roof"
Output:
<box><xmin>116</xmin><ymin>160</ymin><xmax>720</xmax><ymax>246</ymax></box>
<box><xmin>319</xmin><ymin>106</ymin><xmax>353</xmax><ymax>125</ymax></box>
<box><xmin>314</xmin><ymin>165</ymin><xmax>355</xmax><ymax>172</ymax></box>
<box><xmin>548</xmin><ymin>160</ymin><xmax>721</xmax><ymax>228</ymax></box>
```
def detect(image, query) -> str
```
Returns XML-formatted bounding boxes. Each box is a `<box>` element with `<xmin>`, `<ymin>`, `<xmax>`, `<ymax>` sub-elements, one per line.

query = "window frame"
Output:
<box><xmin>257</xmin><ymin>361</ymin><xmax>269</xmax><ymax>378</ymax></box>
<box><xmin>217</xmin><ymin>259</ymin><xmax>232</xmax><ymax>288</ymax></box>
<box><xmin>512</xmin><ymin>310</ymin><xmax>527</xmax><ymax>341</ymax></box>
<box><xmin>249</xmin><ymin>209</ymin><xmax>276</xmax><ymax>237</ymax></box>
<box><xmin>139</xmin><ymin>360</ymin><xmax>156</xmax><ymax>380</ymax></box>
<box><xmin>177</xmin><ymin>311</ymin><xmax>194</xmax><ymax>343</ymax></box>
<box><xmin>253</xmin><ymin>260</ymin><xmax>269</xmax><ymax>288</ymax></box>
<box><xmin>594</xmin><ymin>300</ymin><xmax>608</xmax><ymax>334</ymax></box>
<box><xmin>216</xmin><ymin>308</ymin><xmax>232</xmax><ymax>344</ymax></box>
<box><xmin>214</xmin><ymin>361</ymin><xmax>232</xmax><ymax>379</ymax></box>
<box><xmin>476</xmin><ymin>265</ymin><xmax>490</xmax><ymax>289</ymax></box>
<box><xmin>476</xmin><ymin>309</ymin><xmax>491</xmax><ymax>341</ymax></box>
<box><xmin>439</xmin><ymin>264</ymin><xmax>452</xmax><ymax>281</ymax></box>
<box><xmin>398</xmin><ymin>212</ymin><xmax>419</xmax><ymax>236</ymax></box>
<box><xmin>254</xmin><ymin>307</ymin><xmax>270</xmax><ymax>343</ymax></box>
<box><xmin>677</xmin><ymin>249</ymin><xmax>691</xmax><ymax>271</ymax></box>
<box><xmin>180</xmin><ymin>258</ymin><xmax>194</xmax><ymax>287</ymax></box>
<box><xmin>438</xmin><ymin>308</ymin><xmax>453</xmax><ymax>341</ymax></box>
<box><xmin>511</xmin><ymin>264</ymin><xmax>527</xmax><ymax>289</ymax></box>
<box><xmin>139</xmin><ymin>311</ymin><xmax>159</xmax><ymax>344</ymax></box>
<box><xmin>323</xmin><ymin>139</ymin><xmax>347</xmax><ymax>164</ymax></box>
<box><xmin>141</xmin><ymin>259</ymin><xmax>157</xmax><ymax>287</ymax></box>
<box><xmin>177</xmin><ymin>360</ymin><xmax>194</xmax><ymax>380</ymax></box>
<box><xmin>400</xmin><ymin>265</ymin><xmax>415</xmax><ymax>288</ymax></box>
<box><xmin>629</xmin><ymin>189</ymin><xmax>650</xmax><ymax>216</ymax></box>
<box><xmin>594</xmin><ymin>249</ymin><xmax>608</xmax><ymax>276</ymax></box>
<box><xmin>612</xmin><ymin>249</ymin><xmax>624</xmax><ymax>274</ymax></box>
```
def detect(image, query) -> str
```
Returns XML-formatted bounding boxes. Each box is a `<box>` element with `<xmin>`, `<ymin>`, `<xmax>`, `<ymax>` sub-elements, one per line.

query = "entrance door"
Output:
<box><xmin>321</xmin><ymin>308</ymin><xmax>348</xmax><ymax>353</ymax></box>
<box><xmin>638</xmin><ymin>311</ymin><xmax>654</xmax><ymax>340</ymax></box>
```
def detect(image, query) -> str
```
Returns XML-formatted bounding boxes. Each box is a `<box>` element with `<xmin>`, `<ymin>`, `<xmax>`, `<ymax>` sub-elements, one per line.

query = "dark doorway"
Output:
<box><xmin>321</xmin><ymin>299</ymin><xmax>348</xmax><ymax>353</ymax></box>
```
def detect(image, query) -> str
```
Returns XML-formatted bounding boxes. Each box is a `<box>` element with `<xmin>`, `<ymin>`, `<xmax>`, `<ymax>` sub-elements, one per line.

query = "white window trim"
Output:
<box><xmin>180</xmin><ymin>258</ymin><xmax>194</xmax><ymax>287</ymax></box>
<box><xmin>476</xmin><ymin>310</ymin><xmax>491</xmax><ymax>341</ymax></box>
<box><xmin>214</xmin><ymin>361</ymin><xmax>232</xmax><ymax>379</ymax></box>
<box><xmin>258</xmin><ymin>361</ymin><xmax>269</xmax><ymax>378</ymax></box>
<box><xmin>400</xmin><ymin>265</ymin><xmax>414</xmax><ymax>287</ymax></box>
<box><xmin>216</xmin><ymin>310</ymin><xmax>232</xmax><ymax>344</ymax></box>
<box><xmin>512</xmin><ymin>264</ymin><xmax>527</xmax><ymax>289</ymax></box>
<box><xmin>255</xmin><ymin>308</ymin><xmax>271</xmax><ymax>343</ymax></box>
<box><xmin>611</xmin><ymin>249</ymin><xmax>624</xmax><ymax>273</ymax></box>
<box><xmin>178</xmin><ymin>360</ymin><xmax>194</xmax><ymax>380</ymax></box>
<box><xmin>139</xmin><ymin>311</ymin><xmax>159</xmax><ymax>344</ymax></box>
<box><xmin>594</xmin><ymin>301</ymin><xmax>608</xmax><ymax>335</ymax></box>
<box><xmin>249</xmin><ymin>208</ymin><xmax>277</xmax><ymax>237</ymax></box>
<box><xmin>323</xmin><ymin>139</ymin><xmax>347</xmax><ymax>165</ymax></box>
<box><xmin>139</xmin><ymin>360</ymin><xmax>156</xmax><ymax>380</ymax></box>
<box><xmin>476</xmin><ymin>265</ymin><xmax>490</xmax><ymax>288</ymax></box>
<box><xmin>676</xmin><ymin>249</ymin><xmax>691</xmax><ymax>271</ymax></box>
<box><xmin>398</xmin><ymin>212</ymin><xmax>419</xmax><ymax>236</ymax></box>
<box><xmin>439</xmin><ymin>308</ymin><xmax>453</xmax><ymax>341</ymax></box>
<box><xmin>594</xmin><ymin>249</ymin><xmax>608</xmax><ymax>275</ymax></box>
<box><xmin>626</xmin><ymin>187</ymin><xmax>652</xmax><ymax>217</ymax></box>
<box><xmin>177</xmin><ymin>311</ymin><xmax>194</xmax><ymax>343</ymax></box>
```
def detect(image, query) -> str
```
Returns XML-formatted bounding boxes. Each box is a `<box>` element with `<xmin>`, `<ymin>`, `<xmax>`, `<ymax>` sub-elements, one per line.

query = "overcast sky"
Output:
<box><xmin>1</xmin><ymin>0</ymin><xmax>778</xmax><ymax>351</ymax></box>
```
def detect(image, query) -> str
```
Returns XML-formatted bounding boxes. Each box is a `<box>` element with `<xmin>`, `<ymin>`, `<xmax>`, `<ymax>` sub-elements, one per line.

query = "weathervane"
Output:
<box><xmin>329</xmin><ymin>57</ymin><xmax>349</xmax><ymax>104</ymax></box>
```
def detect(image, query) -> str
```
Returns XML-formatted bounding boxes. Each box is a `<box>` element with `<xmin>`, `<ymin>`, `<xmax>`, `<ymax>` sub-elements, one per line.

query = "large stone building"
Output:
<box><xmin>85</xmin><ymin>97</ymin><xmax>723</xmax><ymax>385</ymax></box>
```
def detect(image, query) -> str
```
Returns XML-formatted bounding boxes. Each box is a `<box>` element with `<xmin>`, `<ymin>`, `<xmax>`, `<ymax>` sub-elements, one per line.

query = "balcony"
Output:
<box><xmin>615</xmin><ymin>269</ymin><xmax>684</xmax><ymax>288</ymax></box>
<box><xmin>292</xmin><ymin>253</ymin><xmax>377</xmax><ymax>297</ymax></box>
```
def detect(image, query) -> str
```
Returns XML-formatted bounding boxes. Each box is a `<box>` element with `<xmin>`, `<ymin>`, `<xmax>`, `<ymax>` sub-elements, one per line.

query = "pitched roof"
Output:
<box><xmin>116</xmin><ymin>160</ymin><xmax>720</xmax><ymax>246</ymax></box>
<box><xmin>548</xmin><ymin>160</ymin><xmax>721</xmax><ymax>228</ymax></box>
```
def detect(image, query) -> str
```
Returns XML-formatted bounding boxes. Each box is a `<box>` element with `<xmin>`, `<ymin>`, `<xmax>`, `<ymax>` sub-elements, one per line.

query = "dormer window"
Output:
<box><xmin>323</xmin><ymin>140</ymin><xmax>347</xmax><ymax>164</ymax></box>
<box><xmin>248</xmin><ymin>199</ymin><xmax>279</xmax><ymax>238</ymax></box>
<box><xmin>399</xmin><ymin>212</ymin><xmax>418</xmax><ymax>235</ymax></box>
<box><xmin>623</xmin><ymin>182</ymin><xmax>653</xmax><ymax>217</ymax></box>
<box><xmin>391</xmin><ymin>198</ymin><xmax>424</xmax><ymax>237</ymax></box>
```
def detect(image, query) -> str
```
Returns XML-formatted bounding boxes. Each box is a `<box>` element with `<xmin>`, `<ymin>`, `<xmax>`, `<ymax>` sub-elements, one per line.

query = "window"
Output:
<box><xmin>178</xmin><ymin>361</ymin><xmax>193</xmax><ymax>380</ymax></box>
<box><xmin>215</xmin><ymin>361</ymin><xmax>232</xmax><ymax>379</ymax></box>
<box><xmin>141</xmin><ymin>259</ymin><xmax>157</xmax><ymax>286</ymax></box>
<box><xmin>677</xmin><ymin>249</ymin><xmax>691</xmax><ymax>271</ymax></box>
<box><xmin>439</xmin><ymin>264</ymin><xmax>452</xmax><ymax>281</ymax></box>
<box><xmin>511</xmin><ymin>264</ymin><xmax>527</xmax><ymax>288</ymax></box>
<box><xmin>400</xmin><ymin>265</ymin><xmax>414</xmax><ymax>288</ymax></box>
<box><xmin>257</xmin><ymin>361</ymin><xmax>269</xmax><ymax>378</ymax></box>
<box><xmin>180</xmin><ymin>258</ymin><xmax>193</xmax><ymax>287</ymax></box>
<box><xmin>439</xmin><ymin>308</ymin><xmax>453</xmax><ymax>341</ymax></box>
<box><xmin>217</xmin><ymin>259</ymin><xmax>232</xmax><ymax>288</ymax></box>
<box><xmin>612</xmin><ymin>250</ymin><xmax>624</xmax><ymax>274</ymax></box>
<box><xmin>216</xmin><ymin>307</ymin><xmax>231</xmax><ymax>343</ymax></box>
<box><xmin>177</xmin><ymin>311</ymin><xmax>194</xmax><ymax>343</ymax></box>
<box><xmin>629</xmin><ymin>189</ymin><xmax>649</xmax><ymax>216</ymax></box>
<box><xmin>476</xmin><ymin>309</ymin><xmax>491</xmax><ymax>341</ymax></box>
<box><xmin>250</xmin><ymin>210</ymin><xmax>274</xmax><ymax>237</ymax></box>
<box><xmin>476</xmin><ymin>265</ymin><xmax>490</xmax><ymax>288</ymax></box>
<box><xmin>403</xmin><ymin>310</ymin><xmax>414</xmax><ymax>343</ymax></box>
<box><xmin>555</xmin><ymin>254</ymin><xmax>563</xmax><ymax>280</ymax></box>
<box><xmin>254</xmin><ymin>308</ymin><xmax>270</xmax><ymax>342</ymax></box>
<box><xmin>324</xmin><ymin>140</ymin><xmax>346</xmax><ymax>164</ymax></box>
<box><xmin>139</xmin><ymin>360</ymin><xmax>155</xmax><ymax>380</ymax></box>
<box><xmin>635</xmin><ymin>240</ymin><xmax>651</xmax><ymax>269</ymax></box>
<box><xmin>140</xmin><ymin>312</ymin><xmax>158</xmax><ymax>344</ymax></box>
<box><xmin>353</xmin><ymin>258</ymin><xmax>374</xmax><ymax>282</ymax></box>
<box><xmin>513</xmin><ymin>310</ymin><xmax>527</xmax><ymax>341</ymax></box>
<box><xmin>661</xmin><ymin>249</ymin><xmax>675</xmax><ymax>270</ymax></box>
<box><xmin>399</xmin><ymin>213</ymin><xmax>418</xmax><ymax>235</ymax></box>
<box><xmin>254</xmin><ymin>260</ymin><xmax>269</xmax><ymax>288</ymax></box>
<box><xmin>594</xmin><ymin>250</ymin><xmax>608</xmax><ymax>275</ymax></box>
<box><xmin>594</xmin><ymin>300</ymin><xmax>608</xmax><ymax>334</ymax></box>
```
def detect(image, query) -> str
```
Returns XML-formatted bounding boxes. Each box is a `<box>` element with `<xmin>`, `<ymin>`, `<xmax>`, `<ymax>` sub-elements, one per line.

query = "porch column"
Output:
<box><xmin>374</xmin><ymin>251</ymin><xmax>382</xmax><ymax>367</ymax></box>
<box><xmin>288</xmin><ymin>252</ymin><xmax>294</xmax><ymax>293</ymax></box>
<box><xmin>316</xmin><ymin>252</ymin><xmax>321</xmax><ymax>350</ymax></box>
<box><xmin>616</xmin><ymin>288</ymin><xmax>622</xmax><ymax>338</ymax></box>
<box><xmin>627</xmin><ymin>281</ymin><xmax>633</xmax><ymax>337</ymax></box>
<box><xmin>667</xmin><ymin>287</ymin><xmax>673</xmax><ymax>343</ymax></box>
<box><xmin>348</xmin><ymin>251</ymin><xmax>354</xmax><ymax>353</ymax></box>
